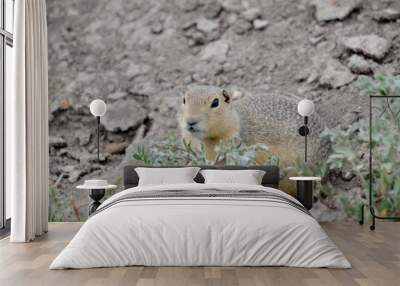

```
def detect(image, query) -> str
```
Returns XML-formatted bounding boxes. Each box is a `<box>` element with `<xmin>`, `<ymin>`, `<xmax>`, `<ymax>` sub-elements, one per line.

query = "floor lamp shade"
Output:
<box><xmin>90</xmin><ymin>99</ymin><xmax>107</xmax><ymax>117</ymax></box>
<box><xmin>297</xmin><ymin>99</ymin><xmax>315</xmax><ymax>117</ymax></box>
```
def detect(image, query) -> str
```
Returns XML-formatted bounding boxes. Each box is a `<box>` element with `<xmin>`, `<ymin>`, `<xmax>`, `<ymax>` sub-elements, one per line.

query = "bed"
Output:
<box><xmin>50</xmin><ymin>165</ymin><xmax>350</xmax><ymax>269</ymax></box>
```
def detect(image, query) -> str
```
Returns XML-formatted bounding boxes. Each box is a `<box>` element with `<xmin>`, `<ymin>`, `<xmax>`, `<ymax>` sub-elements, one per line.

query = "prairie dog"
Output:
<box><xmin>178</xmin><ymin>85</ymin><xmax>326</xmax><ymax>165</ymax></box>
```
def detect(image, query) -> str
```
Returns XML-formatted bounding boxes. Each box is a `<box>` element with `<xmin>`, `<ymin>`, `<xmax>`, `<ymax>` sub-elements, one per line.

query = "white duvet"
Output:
<box><xmin>50</xmin><ymin>183</ymin><xmax>351</xmax><ymax>269</ymax></box>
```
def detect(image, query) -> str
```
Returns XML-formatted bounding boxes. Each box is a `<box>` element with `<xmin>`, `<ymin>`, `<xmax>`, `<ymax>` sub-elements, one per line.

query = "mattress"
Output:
<box><xmin>50</xmin><ymin>183</ymin><xmax>350</xmax><ymax>269</ymax></box>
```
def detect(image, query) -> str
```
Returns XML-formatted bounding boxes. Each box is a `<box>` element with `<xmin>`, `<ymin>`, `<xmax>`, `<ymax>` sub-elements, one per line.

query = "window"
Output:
<box><xmin>1</xmin><ymin>0</ymin><xmax>14</xmax><ymax>231</ymax></box>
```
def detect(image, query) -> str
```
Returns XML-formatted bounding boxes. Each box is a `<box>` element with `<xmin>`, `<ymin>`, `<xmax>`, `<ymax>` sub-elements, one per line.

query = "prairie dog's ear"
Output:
<box><xmin>182</xmin><ymin>89</ymin><xmax>189</xmax><ymax>105</ymax></box>
<box><xmin>222</xmin><ymin>89</ymin><xmax>231</xmax><ymax>103</ymax></box>
<box><xmin>231</xmin><ymin>90</ymin><xmax>243</xmax><ymax>101</ymax></box>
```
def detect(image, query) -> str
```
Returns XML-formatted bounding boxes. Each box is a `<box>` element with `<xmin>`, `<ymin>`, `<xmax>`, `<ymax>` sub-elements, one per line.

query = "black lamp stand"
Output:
<box><xmin>88</xmin><ymin>116</ymin><xmax>104</xmax><ymax>215</ymax></box>
<box><xmin>96</xmin><ymin>116</ymin><xmax>100</xmax><ymax>163</ymax></box>
<box><xmin>89</xmin><ymin>189</ymin><xmax>105</xmax><ymax>215</ymax></box>
<box><xmin>298</xmin><ymin>116</ymin><xmax>309</xmax><ymax>162</ymax></box>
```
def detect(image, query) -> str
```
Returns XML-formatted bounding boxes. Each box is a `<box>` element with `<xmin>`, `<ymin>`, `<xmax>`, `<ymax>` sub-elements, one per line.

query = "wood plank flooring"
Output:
<box><xmin>0</xmin><ymin>222</ymin><xmax>399</xmax><ymax>286</ymax></box>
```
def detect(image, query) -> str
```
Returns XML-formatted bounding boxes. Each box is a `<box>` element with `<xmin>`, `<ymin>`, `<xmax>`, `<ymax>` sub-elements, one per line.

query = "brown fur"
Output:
<box><xmin>179</xmin><ymin>86</ymin><xmax>241</xmax><ymax>161</ymax></box>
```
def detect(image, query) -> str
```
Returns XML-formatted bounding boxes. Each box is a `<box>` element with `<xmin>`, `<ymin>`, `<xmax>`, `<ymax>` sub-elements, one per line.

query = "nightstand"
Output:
<box><xmin>289</xmin><ymin>177</ymin><xmax>321</xmax><ymax>210</ymax></box>
<box><xmin>77</xmin><ymin>180</ymin><xmax>117</xmax><ymax>215</ymax></box>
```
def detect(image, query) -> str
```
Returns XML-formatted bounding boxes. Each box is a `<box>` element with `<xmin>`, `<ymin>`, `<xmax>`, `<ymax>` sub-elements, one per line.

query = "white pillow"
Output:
<box><xmin>135</xmin><ymin>167</ymin><xmax>200</xmax><ymax>186</ymax></box>
<box><xmin>200</xmin><ymin>169</ymin><xmax>266</xmax><ymax>185</ymax></box>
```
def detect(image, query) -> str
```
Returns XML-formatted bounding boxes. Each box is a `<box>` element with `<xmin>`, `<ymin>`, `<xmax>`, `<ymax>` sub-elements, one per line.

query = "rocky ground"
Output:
<box><xmin>47</xmin><ymin>0</ymin><xmax>400</xmax><ymax>221</ymax></box>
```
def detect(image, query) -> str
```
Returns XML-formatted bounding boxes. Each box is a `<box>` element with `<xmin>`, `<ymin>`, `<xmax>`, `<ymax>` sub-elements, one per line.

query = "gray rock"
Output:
<box><xmin>222</xmin><ymin>62</ymin><xmax>238</xmax><ymax>73</ymax></box>
<box><xmin>226</xmin><ymin>12</ymin><xmax>238</xmax><ymax>25</ymax></box>
<box><xmin>89</xmin><ymin>153</ymin><xmax>109</xmax><ymax>163</ymax></box>
<box><xmin>179</xmin><ymin>0</ymin><xmax>199</xmax><ymax>12</ymax></box>
<box><xmin>75</xmin><ymin>130</ymin><xmax>91</xmax><ymax>146</ymax></box>
<box><xmin>295</xmin><ymin>69</ymin><xmax>310</xmax><ymax>82</ymax></box>
<box><xmin>233</xmin><ymin>19</ymin><xmax>252</xmax><ymax>35</ymax></box>
<box><xmin>312</xmin><ymin>0</ymin><xmax>362</xmax><ymax>22</ymax></box>
<box><xmin>342</xmin><ymin>110</ymin><xmax>361</xmax><ymax>126</ymax></box>
<box><xmin>108</xmin><ymin>91</ymin><xmax>127</xmax><ymax>101</ymax></box>
<box><xmin>59</xmin><ymin>165</ymin><xmax>76</xmax><ymax>174</ymax></box>
<box><xmin>126</xmin><ymin>63</ymin><xmax>149</xmax><ymax>80</ymax></box>
<box><xmin>306</xmin><ymin>70</ymin><xmax>320</xmax><ymax>84</ymax></box>
<box><xmin>184</xmin><ymin>18</ymin><xmax>220</xmax><ymax>45</ymax></box>
<box><xmin>241</xmin><ymin>8</ymin><xmax>261</xmax><ymax>21</ymax></box>
<box><xmin>311</xmin><ymin>25</ymin><xmax>326</xmax><ymax>37</ymax></box>
<box><xmin>59</xmin><ymin>165</ymin><xmax>90</xmax><ymax>183</ymax></box>
<box><xmin>347</xmin><ymin>55</ymin><xmax>372</xmax><ymax>74</ymax></box>
<box><xmin>309</xmin><ymin>35</ymin><xmax>324</xmax><ymax>46</ymax></box>
<box><xmin>49</xmin><ymin>99</ymin><xmax>71</xmax><ymax>114</ymax></box>
<box><xmin>151</xmin><ymin>21</ymin><xmax>164</xmax><ymax>34</ymax></box>
<box><xmin>319</xmin><ymin>59</ymin><xmax>355</xmax><ymax>88</ymax></box>
<box><xmin>102</xmin><ymin>100</ymin><xmax>147</xmax><ymax>132</ymax></box>
<box><xmin>182</xmin><ymin>21</ymin><xmax>196</xmax><ymax>31</ymax></box>
<box><xmin>188</xmin><ymin>31</ymin><xmax>207</xmax><ymax>46</ymax></box>
<box><xmin>341</xmin><ymin>34</ymin><xmax>391</xmax><ymax>61</ymax></box>
<box><xmin>65</xmin><ymin>149</ymin><xmax>92</xmax><ymax>163</ymax></box>
<box><xmin>372</xmin><ymin>8</ymin><xmax>400</xmax><ymax>22</ymax></box>
<box><xmin>49</xmin><ymin>136</ymin><xmax>67</xmax><ymax>148</ymax></box>
<box><xmin>196</xmin><ymin>18</ymin><xmax>219</xmax><ymax>33</ymax></box>
<box><xmin>317</xmin><ymin>41</ymin><xmax>336</xmax><ymax>53</ymax></box>
<box><xmin>203</xmin><ymin>1</ymin><xmax>222</xmax><ymax>18</ymax></box>
<box><xmin>220</xmin><ymin>0</ymin><xmax>242</xmax><ymax>13</ymax></box>
<box><xmin>253</xmin><ymin>19</ymin><xmax>269</xmax><ymax>30</ymax></box>
<box><xmin>68</xmin><ymin>170</ymin><xmax>85</xmax><ymax>184</ymax></box>
<box><xmin>201</xmin><ymin>40</ymin><xmax>230</xmax><ymax>63</ymax></box>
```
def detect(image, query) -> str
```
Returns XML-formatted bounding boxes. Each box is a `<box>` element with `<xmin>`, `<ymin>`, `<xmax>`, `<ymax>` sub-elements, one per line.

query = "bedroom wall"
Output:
<box><xmin>46</xmin><ymin>0</ymin><xmax>400</xmax><ymax>221</ymax></box>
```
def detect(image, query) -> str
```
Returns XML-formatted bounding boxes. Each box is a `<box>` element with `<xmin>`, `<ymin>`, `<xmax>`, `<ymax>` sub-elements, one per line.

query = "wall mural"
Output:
<box><xmin>47</xmin><ymin>0</ymin><xmax>400</xmax><ymax>222</ymax></box>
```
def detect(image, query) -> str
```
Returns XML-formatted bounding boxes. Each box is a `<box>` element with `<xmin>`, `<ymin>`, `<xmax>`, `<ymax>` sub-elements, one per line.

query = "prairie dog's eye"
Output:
<box><xmin>183</xmin><ymin>97</ymin><xmax>186</xmax><ymax>104</ymax></box>
<box><xmin>211</xmin><ymin>98</ymin><xmax>219</xmax><ymax>108</ymax></box>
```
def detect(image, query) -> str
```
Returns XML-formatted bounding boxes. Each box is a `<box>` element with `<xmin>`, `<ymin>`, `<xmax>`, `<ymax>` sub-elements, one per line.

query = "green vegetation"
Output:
<box><xmin>48</xmin><ymin>185</ymin><xmax>63</xmax><ymax>222</ymax></box>
<box><xmin>133</xmin><ymin>135</ymin><xmax>273</xmax><ymax>166</ymax></box>
<box><xmin>321</xmin><ymin>75</ymin><xmax>400</xmax><ymax>218</ymax></box>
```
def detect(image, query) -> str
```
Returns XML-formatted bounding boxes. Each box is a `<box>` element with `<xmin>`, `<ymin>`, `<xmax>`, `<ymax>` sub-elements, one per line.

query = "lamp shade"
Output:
<box><xmin>90</xmin><ymin>99</ymin><xmax>107</xmax><ymax>117</ymax></box>
<box><xmin>297</xmin><ymin>99</ymin><xmax>315</xmax><ymax>117</ymax></box>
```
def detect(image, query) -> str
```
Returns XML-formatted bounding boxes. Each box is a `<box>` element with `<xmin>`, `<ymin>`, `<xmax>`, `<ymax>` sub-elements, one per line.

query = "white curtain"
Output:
<box><xmin>7</xmin><ymin>0</ymin><xmax>49</xmax><ymax>242</ymax></box>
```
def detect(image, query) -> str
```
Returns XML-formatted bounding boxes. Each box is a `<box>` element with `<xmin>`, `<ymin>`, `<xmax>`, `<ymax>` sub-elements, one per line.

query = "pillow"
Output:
<box><xmin>135</xmin><ymin>167</ymin><xmax>200</xmax><ymax>186</ymax></box>
<box><xmin>200</xmin><ymin>169</ymin><xmax>266</xmax><ymax>185</ymax></box>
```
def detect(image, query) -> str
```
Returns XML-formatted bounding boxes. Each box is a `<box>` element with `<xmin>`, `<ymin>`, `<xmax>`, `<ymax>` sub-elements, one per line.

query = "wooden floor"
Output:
<box><xmin>0</xmin><ymin>222</ymin><xmax>399</xmax><ymax>286</ymax></box>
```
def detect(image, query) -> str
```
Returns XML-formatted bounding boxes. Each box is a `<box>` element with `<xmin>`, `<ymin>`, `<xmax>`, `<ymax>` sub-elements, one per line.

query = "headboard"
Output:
<box><xmin>123</xmin><ymin>165</ymin><xmax>280</xmax><ymax>189</ymax></box>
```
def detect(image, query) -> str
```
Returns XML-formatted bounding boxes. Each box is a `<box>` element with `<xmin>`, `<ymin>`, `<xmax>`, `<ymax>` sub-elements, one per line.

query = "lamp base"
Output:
<box><xmin>296</xmin><ymin>180</ymin><xmax>313</xmax><ymax>210</ymax></box>
<box><xmin>89</xmin><ymin>189</ymin><xmax>105</xmax><ymax>215</ymax></box>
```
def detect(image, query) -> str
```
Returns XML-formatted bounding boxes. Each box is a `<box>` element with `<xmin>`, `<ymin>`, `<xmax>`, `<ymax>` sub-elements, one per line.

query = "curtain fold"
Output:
<box><xmin>9</xmin><ymin>0</ymin><xmax>49</xmax><ymax>242</ymax></box>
